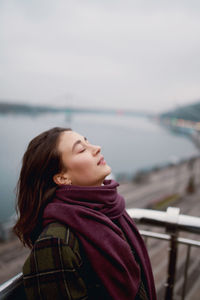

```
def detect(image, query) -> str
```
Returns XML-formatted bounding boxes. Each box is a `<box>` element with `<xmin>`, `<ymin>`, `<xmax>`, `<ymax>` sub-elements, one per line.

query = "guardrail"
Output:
<box><xmin>0</xmin><ymin>273</ymin><xmax>25</xmax><ymax>299</ymax></box>
<box><xmin>128</xmin><ymin>207</ymin><xmax>200</xmax><ymax>300</ymax></box>
<box><xmin>0</xmin><ymin>207</ymin><xmax>200</xmax><ymax>300</ymax></box>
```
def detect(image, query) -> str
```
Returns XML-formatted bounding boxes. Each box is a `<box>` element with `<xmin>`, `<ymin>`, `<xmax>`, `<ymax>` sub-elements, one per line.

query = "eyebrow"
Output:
<box><xmin>72</xmin><ymin>137</ymin><xmax>87</xmax><ymax>152</ymax></box>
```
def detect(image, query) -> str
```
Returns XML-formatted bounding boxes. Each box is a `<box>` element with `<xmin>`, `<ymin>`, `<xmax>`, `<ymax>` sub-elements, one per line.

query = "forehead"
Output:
<box><xmin>58</xmin><ymin>131</ymin><xmax>83</xmax><ymax>153</ymax></box>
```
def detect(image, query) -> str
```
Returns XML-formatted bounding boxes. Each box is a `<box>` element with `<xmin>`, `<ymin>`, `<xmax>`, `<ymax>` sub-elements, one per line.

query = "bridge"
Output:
<box><xmin>0</xmin><ymin>101</ymin><xmax>153</xmax><ymax>118</ymax></box>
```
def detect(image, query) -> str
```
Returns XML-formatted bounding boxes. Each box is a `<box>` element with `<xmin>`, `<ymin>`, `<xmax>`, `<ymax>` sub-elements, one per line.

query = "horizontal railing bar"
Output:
<box><xmin>0</xmin><ymin>273</ymin><xmax>23</xmax><ymax>293</ymax></box>
<box><xmin>139</xmin><ymin>230</ymin><xmax>200</xmax><ymax>247</ymax></box>
<box><xmin>177</xmin><ymin>236</ymin><xmax>200</xmax><ymax>247</ymax></box>
<box><xmin>127</xmin><ymin>207</ymin><xmax>200</xmax><ymax>234</ymax></box>
<box><xmin>139</xmin><ymin>230</ymin><xmax>170</xmax><ymax>241</ymax></box>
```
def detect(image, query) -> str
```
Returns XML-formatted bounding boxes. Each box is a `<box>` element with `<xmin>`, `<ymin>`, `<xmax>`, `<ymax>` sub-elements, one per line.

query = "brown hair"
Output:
<box><xmin>13</xmin><ymin>127</ymin><xmax>71</xmax><ymax>248</ymax></box>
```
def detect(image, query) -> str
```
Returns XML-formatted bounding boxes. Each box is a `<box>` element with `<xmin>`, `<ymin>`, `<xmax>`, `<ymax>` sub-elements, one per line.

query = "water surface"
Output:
<box><xmin>0</xmin><ymin>113</ymin><xmax>199</xmax><ymax>221</ymax></box>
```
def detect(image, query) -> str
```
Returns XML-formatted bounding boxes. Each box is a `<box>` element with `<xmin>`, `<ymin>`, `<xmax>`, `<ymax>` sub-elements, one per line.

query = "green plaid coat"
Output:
<box><xmin>23</xmin><ymin>222</ymin><xmax>149</xmax><ymax>300</ymax></box>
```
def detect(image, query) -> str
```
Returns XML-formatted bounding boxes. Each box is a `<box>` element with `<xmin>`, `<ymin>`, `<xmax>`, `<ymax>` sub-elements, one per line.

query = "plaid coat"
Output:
<box><xmin>23</xmin><ymin>222</ymin><xmax>149</xmax><ymax>300</ymax></box>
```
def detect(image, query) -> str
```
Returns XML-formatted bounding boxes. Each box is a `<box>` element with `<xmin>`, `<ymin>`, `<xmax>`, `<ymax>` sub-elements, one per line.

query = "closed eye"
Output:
<box><xmin>72</xmin><ymin>137</ymin><xmax>88</xmax><ymax>153</ymax></box>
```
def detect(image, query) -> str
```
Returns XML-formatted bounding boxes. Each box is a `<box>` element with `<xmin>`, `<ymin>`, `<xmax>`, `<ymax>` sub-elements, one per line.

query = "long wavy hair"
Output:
<box><xmin>13</xmin><ymin>127</ymin><xmax>71</xmax><ymax>248</ymax></box>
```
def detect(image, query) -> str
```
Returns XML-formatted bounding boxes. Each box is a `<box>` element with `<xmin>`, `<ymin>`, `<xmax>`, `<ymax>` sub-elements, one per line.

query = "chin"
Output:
<box><xmin>104</xmin><ymin>165</ymin><xmax>112</xmax><ymax>177</ymax></box>
<box><xmin>105</xmin><ymin>171</ymin><xmax>115</xmax><ymax>180</ymax></box>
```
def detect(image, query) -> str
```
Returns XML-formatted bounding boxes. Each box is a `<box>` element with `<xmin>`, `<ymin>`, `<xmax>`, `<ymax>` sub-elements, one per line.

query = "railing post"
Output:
<box><xmin>164</xmin><ymin>207</ymin><xmax>180</xmax><ymax>300</ymax></box>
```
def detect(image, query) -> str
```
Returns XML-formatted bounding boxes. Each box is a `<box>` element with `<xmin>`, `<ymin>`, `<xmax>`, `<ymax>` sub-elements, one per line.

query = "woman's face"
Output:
<box><xmin>55</xmin><ymin>130</ymin><xmax>111</xmax><ymax>186</ymax></box>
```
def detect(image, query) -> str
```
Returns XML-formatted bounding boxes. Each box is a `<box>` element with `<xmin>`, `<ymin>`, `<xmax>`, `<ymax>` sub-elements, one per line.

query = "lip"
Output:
<box><xmin>97</xmin><ymin>156</ymin><xmax>106</xmax><ymax>165</ymax></box>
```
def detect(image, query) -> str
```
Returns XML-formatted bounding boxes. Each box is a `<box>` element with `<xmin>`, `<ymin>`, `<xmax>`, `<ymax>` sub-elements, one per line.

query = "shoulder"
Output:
<box><xmin>38</xmin><ymin>222</ymin><xmax>79</xmax><ymax>248</ymax></box>
<box><xmin>23</xmin><ymin>222</ymin><xmax>82</xmax><ymax>276</ymax></box>
<box><xmin>23</xmin><ymin>223</ymin><xmax>89</xmax><ymax>299</ymax></box>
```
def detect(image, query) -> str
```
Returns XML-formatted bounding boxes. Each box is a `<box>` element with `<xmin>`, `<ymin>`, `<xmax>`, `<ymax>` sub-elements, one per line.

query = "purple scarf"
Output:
<box><xmin>43</xmin><ymin>180</ymin><xmax>156</xmax><ymax>300</ymax></box>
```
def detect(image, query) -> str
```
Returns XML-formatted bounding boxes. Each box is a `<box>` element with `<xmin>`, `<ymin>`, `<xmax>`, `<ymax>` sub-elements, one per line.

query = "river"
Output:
<box><xmin>0</xmin><ymin>112</ymin><xmax>199</xmax><ymax>222</ymax></box>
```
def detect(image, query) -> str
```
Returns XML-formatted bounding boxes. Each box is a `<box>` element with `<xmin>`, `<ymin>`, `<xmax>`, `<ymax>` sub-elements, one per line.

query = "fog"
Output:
<box><xmin>1</xmin><ymin>0</ymin><xmax>200</xmax><ymax>112</ymax></box>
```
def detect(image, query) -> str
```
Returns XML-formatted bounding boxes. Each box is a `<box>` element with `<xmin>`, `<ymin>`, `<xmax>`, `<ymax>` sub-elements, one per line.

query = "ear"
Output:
<box><xmin>53</xmin><ymin>173</ymin><xmax>72</xmax><ymax>185</ymax></box>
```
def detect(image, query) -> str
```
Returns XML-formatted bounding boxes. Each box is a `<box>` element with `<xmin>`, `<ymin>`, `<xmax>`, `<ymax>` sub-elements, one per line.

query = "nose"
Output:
<box><xmin>91</xmin><ymin>144</ymin><xmax>101</xmax><ymax>156</ymax></box>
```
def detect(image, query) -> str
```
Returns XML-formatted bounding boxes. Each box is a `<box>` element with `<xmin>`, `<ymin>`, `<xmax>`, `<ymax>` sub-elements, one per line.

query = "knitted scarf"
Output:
<box><xmin>43</xmin><ymin>180</ymin><xmax>156</xmax><ymax>300</ymax></box>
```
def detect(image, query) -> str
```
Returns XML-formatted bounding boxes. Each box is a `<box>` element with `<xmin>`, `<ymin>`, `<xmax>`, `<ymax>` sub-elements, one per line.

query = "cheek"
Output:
<box><xmin>70</xmin><ymin>156</ymin><xmax>95</xmax><ymax>173</ymax></box>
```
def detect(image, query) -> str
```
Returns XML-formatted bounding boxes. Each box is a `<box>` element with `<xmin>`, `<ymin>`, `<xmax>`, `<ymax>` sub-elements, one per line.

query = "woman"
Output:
<box><xmin>14</xmin><ymin>127</ymin><xmax>156</xmax><ymax>300</ymax></box>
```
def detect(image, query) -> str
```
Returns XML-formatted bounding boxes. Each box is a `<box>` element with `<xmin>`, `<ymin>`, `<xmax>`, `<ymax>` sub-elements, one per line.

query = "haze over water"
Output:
<box><xmin>0</xmin><ymin>113</ymin><xmax>199</xmax><ymax>222</ymax></box>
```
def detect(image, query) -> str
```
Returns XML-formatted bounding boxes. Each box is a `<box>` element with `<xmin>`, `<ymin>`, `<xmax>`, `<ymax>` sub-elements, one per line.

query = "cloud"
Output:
<box><xmin>0</xmin><ymin>0</ymin><xmax>200</xmax><ymax>112</ymax></box>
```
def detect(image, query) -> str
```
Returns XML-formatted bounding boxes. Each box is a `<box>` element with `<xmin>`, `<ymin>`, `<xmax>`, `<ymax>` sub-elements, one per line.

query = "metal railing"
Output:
<box><xmin>128</xmin><ymin>207</ymin><xmax>200</xmax><ymax>300</ymax></box>
<box><xmin>0</xmin><ymin>273</ymin><xmax>25</xmax><ymax>299</ymax></box>
<box><xmin>0</xmin><ymin>207</ymin><xmax>200</xmax><ymax>300</ymax></box>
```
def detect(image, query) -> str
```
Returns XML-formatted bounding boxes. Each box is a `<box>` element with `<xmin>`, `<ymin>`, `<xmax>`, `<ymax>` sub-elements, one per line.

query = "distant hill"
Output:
<box><xmin>160</xmin><ymin>101</ymin><xmax>200</xmax><ymax>122</ymax></box>
<box><xmin>0</xmin><ymin>102</ymin><xmax>61</xmax><ymax>115</ymax></box>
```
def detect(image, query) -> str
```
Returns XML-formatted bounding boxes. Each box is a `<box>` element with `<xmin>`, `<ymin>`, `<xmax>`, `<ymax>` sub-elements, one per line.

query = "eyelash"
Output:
<box><xmin>78</xmin><ymin>140</ymin><xmax>89</xmax><ymax>153</ymax></box>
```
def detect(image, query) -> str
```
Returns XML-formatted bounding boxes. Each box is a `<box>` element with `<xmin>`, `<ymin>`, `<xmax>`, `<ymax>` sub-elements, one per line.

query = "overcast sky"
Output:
<box><xmin>0</xmin><ymin>0</ymin><xmax>200</xmax><ymax>113</ymax></box>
